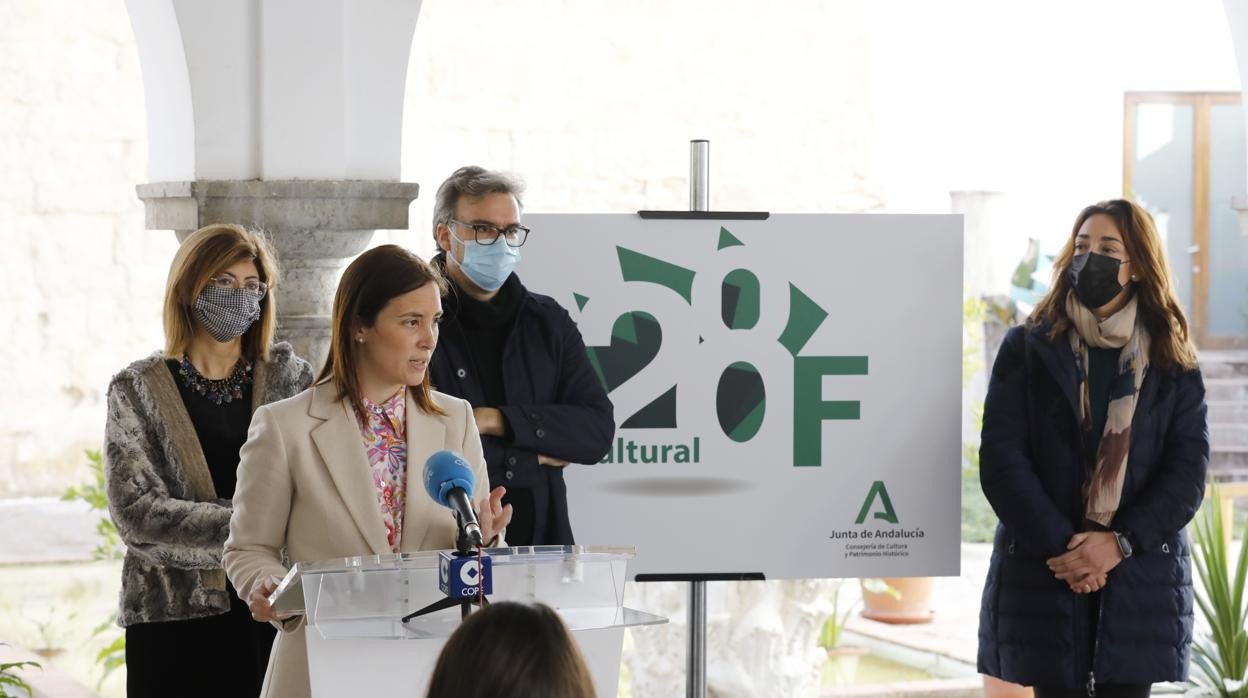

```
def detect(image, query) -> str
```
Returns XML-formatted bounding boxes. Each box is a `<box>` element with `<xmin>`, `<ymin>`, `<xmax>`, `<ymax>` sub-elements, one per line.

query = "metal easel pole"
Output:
<box><xmin>687</xmin><ymin>138</ymin><xmax>709</xmax><ymax>698</ymax></box>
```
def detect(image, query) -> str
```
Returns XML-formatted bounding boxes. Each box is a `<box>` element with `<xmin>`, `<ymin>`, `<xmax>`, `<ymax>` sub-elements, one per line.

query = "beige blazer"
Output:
<box><xmin>223</xmin><ymin>383</ymin><xmax>492</xmax><ymax>698</ymax></box>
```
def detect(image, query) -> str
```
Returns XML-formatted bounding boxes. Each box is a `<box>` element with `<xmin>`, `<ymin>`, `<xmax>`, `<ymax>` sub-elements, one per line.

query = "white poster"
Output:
<box><xmin>520</xmin><ymin>214</ymin><xmax>962</xmax><ymax>579</ymax></box>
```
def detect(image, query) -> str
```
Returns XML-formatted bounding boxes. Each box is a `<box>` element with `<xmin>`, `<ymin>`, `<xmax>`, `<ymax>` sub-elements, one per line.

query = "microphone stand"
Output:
<box><xmin>453</xmin><ymin>511</ymin><xmax>476</xmax><ymax>557</ymax></box>
<box><xmin>401</xmin><ymin>512</ymin><xmax>489</xmax><ymax>623</ymax></box>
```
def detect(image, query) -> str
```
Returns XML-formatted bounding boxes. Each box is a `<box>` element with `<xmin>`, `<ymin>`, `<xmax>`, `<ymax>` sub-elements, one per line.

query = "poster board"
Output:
<box><xmin>520</xmin><ymin>213</ymin><xmax>963</xmax><ymax>579</ymax></box>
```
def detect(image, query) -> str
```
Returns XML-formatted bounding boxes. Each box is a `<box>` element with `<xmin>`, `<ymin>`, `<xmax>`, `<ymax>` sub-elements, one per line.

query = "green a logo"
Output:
<box><xmin>855</xmin><ymin>481</ymin><xmax>898</xmax><ymax>524</ymax></box>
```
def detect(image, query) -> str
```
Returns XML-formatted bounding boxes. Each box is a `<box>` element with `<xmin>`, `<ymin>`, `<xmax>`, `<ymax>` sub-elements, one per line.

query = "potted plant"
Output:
<box><xmin>819</xmin><ymin>581</ymin><xmax>869</xmax><ymax>687</ymax></box>
<box><xmin>22</xmin><ymin>607</ymin><xmax>73</xmax><ymax>661</ymax></box>
<box><xmin>1189</xmin><ymin>485</ymin><xmax>1248</xmax><ymax>698</ymax></box>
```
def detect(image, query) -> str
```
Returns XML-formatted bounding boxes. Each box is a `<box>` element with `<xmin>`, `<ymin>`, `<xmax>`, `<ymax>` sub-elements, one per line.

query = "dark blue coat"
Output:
<box><xmin>429</xmin><ymin>270</ymin><xmax>615</xmax><ymax>546</ymax></box>
<box><xmin>977</xmin><ymin>324</ymin><xmax>1209</xmax><ymax>689</ymax></box>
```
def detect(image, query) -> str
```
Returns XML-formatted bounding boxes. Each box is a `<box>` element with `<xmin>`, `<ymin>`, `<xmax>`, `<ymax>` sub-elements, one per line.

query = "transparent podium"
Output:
<box><xmin>273</xmin><ymin>545</ymin><xmax>666</xmax><ymax>697</ymax></box>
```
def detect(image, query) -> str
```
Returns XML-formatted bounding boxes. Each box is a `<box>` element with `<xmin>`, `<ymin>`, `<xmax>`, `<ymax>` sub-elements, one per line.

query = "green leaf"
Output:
<box><xmin>89</xmin><ymin>616</ymin><xmax>115</xmax><ymax>639</ymax></box>
<box><xmin>96</xmin><ymin>650</ymin><xmax>126</xmax><ymax>690</ymax></box>
<box><xmin>95</xmin><ymin>635</ymin><xmax>125</xmax><ymax>664</ymax></box>
<box><xmin>0</xmin><ymin>659</ymin><xmax>39</xmax><ymax>697</ymax></box>
<box><xmin>102</xmin><ymin>655</ymin><xmax>125</xmax><ymax>671</ymax></box>
<box><xmin>93</xmin><ymin>633</ymin><xmax>126</xmax><ymax>690</ymax></box>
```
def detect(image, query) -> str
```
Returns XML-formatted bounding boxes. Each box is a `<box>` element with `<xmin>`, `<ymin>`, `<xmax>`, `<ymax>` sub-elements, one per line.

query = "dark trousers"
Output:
<box><xmin>125</xmin><ymin>586</ymin><xmax>274</xmax><ymax>698</ymax></box>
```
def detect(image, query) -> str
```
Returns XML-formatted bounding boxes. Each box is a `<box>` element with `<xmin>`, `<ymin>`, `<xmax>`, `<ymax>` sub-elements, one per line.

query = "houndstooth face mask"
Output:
<box><xmin>195</xmin><ymin>286</ymin><xmax>262</xmax><ymax>342</ymax></box>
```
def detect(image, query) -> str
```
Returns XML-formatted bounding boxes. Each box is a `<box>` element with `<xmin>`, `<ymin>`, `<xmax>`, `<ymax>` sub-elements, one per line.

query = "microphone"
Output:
<box><xmin>423</xmin><ymin>450</ymin><xmax>483</xmax><ymax>548</ymax></box>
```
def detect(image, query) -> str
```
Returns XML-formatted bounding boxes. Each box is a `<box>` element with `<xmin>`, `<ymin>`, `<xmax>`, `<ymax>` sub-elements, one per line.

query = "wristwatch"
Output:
<box><xmin>1113</xmin><ymin>531</ymin><xmax>1134</xmax><ymax>559</ymax></box>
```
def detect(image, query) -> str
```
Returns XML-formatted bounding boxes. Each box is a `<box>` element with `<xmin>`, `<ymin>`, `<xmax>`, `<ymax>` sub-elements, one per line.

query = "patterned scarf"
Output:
<box><xmin>1064</xmin><ymin>292</ymin><xmax>1150</xmax><ymax>528</ymax></box>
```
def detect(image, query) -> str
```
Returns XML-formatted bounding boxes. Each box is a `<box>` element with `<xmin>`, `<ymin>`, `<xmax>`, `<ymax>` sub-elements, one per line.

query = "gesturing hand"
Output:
<box><xmin>476</xmin><ymin>486</ymin><xmax>513</xmax><ymax>545</ymax></box>
<box><xmin>1047</xmin><ymin>532</ymin><xmax>1123</xmax><ymax>592</ymax></box>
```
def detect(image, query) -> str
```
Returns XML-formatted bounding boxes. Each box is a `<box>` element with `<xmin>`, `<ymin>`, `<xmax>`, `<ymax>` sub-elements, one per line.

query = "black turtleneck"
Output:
<box><xmin>449</xmin><ymin>270</ymin><xmax>524</xmax><ymax>408</ymax></box>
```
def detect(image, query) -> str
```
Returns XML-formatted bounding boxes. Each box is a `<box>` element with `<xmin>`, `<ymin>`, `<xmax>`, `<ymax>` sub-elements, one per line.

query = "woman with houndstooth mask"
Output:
<box><xmin>103</xmin><ymin>223</ymin><xmax>314</xmax><ymax>698</ymax></box>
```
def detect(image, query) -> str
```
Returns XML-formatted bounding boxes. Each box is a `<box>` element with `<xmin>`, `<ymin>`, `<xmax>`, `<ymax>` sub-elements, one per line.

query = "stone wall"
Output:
<box><xmin>0</xmin><ymin>0</ymin><xmax>170</xmax><ymax>495</ymax></box>
<box><xmin>0</xmin><ymin>0</ymin><xmax>1239</xmax><ymax>496</ymax></box>
<box><xmin>0</xmin><ymin>0</ymin><xmax>884</xmax><ymax>496</ymax></box>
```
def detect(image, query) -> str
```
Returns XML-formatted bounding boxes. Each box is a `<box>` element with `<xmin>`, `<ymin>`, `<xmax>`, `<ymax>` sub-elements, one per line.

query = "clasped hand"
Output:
<box><xmin>1045</xmin><ymin>531</ymin><xmax>1123</xmax><ymax>594</ymax></box>
<box><xmin>473</xmin><ymin>407</ymin><xmax>568</xmax><ymax>467</ymax></box>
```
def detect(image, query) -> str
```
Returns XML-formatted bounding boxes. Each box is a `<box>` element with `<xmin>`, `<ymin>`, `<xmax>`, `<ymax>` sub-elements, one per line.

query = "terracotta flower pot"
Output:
<box><xmin>859</xmin><ymin>576</ymin><xmax>934</xmax><ymax>624</ymax></box>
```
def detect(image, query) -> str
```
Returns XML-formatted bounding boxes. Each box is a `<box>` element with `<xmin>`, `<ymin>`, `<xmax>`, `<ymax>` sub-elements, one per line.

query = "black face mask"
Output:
<box><xmin>1067</xmin><ymin>252</ymin><xmax>1126</xmax><ymax>309</ymax></box>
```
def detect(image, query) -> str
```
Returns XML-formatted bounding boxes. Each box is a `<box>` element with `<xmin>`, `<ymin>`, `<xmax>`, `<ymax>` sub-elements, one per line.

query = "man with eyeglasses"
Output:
<box><xmin>428</xmin><ymin>166</ymin><xmax>615</xmax><ymax>547</ymax></box>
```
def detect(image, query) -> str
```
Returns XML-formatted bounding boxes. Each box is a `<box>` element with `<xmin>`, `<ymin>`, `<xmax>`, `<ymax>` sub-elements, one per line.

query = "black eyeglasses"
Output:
<box><xmin>447</xmin><ymin>219</ymin><xmax>530</xmax><ymax>248</ymax></box>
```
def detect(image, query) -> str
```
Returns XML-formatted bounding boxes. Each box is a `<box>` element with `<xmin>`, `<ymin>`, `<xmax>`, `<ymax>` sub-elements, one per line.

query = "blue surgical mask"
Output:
<box><xmin>450</xmin><ymin>232</ymin><xmax>521</xmax><ymax>292</ymax></box>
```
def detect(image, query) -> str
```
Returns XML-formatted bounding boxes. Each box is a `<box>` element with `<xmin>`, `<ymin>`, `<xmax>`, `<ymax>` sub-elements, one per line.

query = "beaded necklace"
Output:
<box><xmin>177</xmin><ymin>354</ymin><xmax>253</xmax><ymax>405</ymax></box>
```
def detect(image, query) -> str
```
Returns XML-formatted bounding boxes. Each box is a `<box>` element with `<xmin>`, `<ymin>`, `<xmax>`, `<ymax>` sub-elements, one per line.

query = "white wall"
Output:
<box><xmin>0</xmin><ymin>0</ymin><xmax>170</xmax><ymax>495</ymax></box>
<box><xmin>395</xmin><ymin>0</ymin><xmax>884</xmax><ymax>256</ymax></box>
<box><xmin>0</xmin><ymin>0</ymin><xmax>1241</xmax><ymax>495</ymax></box>
<box><xmin>870</xmin><ymin>0</ymin><xmax>1240</xmax><ymax>279</ymax></box>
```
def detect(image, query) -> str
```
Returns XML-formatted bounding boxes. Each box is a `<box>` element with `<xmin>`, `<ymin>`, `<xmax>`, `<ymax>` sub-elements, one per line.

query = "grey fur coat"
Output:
<box><xmin>104</xmin><ymin>343</ymin><xmax>312</xmax><ymax>627</ymax></box>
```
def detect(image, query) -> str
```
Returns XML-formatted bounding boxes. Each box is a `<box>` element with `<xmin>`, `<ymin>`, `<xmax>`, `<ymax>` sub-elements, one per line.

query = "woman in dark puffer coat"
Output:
<box><xmin>978</xmin><ymin>199</ymin><xmax>1209</xmax><ymax>698</ymax></box>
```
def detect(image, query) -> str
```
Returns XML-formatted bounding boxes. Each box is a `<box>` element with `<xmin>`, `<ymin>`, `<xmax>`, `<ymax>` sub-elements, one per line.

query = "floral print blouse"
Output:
<box><xmin>355</xmin><ymin>388</ymin><xmax>407</xmax><ymax>553</ymax></box>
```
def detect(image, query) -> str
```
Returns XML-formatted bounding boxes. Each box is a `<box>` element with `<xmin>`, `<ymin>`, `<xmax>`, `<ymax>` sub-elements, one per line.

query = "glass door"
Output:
<box><xmin>1125</xmin><ymin>92</ymin><xmax>1248</xmax><ymax>349</ymax></box>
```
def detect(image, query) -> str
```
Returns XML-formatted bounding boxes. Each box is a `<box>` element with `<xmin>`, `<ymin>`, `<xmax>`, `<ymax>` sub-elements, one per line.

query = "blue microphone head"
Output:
<box><xmin>423</xmin><ymin>450</ymin><xmax>475</xmax><ymax>507</ymax></box>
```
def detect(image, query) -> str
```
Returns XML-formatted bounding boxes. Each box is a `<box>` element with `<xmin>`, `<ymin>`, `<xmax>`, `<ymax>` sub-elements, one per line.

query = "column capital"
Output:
<box><xmin>135</xmin><ymin>179</ymin><xmax>420</xmax><ymax>234</ymax></box>
<box><xmin>135</xmin><ymin>178</ymin><xmax>422</xmax><ymax>367</ymax></box>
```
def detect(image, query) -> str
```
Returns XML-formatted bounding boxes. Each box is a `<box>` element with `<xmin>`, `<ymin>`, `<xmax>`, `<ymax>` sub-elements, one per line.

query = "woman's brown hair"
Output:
<box><xmin>163</xmin><ymin>223</ymin><xmax>280</xmax><ymax>361</ymax></box>
<box><xmin>425</xmin><ymin>602</ymin><xmax>596</xmax><ymax>698</ymax></box>
<box><xmin>317</xmin><ymin>244</ymin><xmax>448</xmax><ymax>416</ymax></box>
<box><xmin>1029</xmin><ymin>198</ymin><xmax>1198</xmax><ymax>371</ymax></box>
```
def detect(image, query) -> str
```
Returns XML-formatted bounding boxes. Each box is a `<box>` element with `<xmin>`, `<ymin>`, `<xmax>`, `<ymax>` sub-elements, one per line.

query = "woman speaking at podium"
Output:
<box><xmin>224</xmin><ymin>245</ymin><xmax>512</xmax><ymax>698</ymax></box>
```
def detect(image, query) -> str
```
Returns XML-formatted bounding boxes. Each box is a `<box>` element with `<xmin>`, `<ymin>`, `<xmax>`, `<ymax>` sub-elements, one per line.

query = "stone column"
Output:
<box><xmin>125</xmin><ymin>0</ymin><xmax>425</xmax><ymax>365</ymax></box>
<box><xmin>136</xmin><ymin>180</ymin><xmax>419</xmax><ymax>367</ymax></box>
<box><xmin>949</xmin><ymin>190</ymin><xmax>1010</xmax><ymax>297</ymax></box>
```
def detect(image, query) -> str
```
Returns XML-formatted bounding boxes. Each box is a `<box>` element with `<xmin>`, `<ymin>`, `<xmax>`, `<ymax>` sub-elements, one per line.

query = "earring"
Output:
<box><xmin>356</xmin><ymin>337</ymin><xmax>365</xmax><ymax>344</ymax></box>
<box><xmin>1131</xmin><ymin>275</ymin><xmax>1139</xmax><ymax>282</ymax></box>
